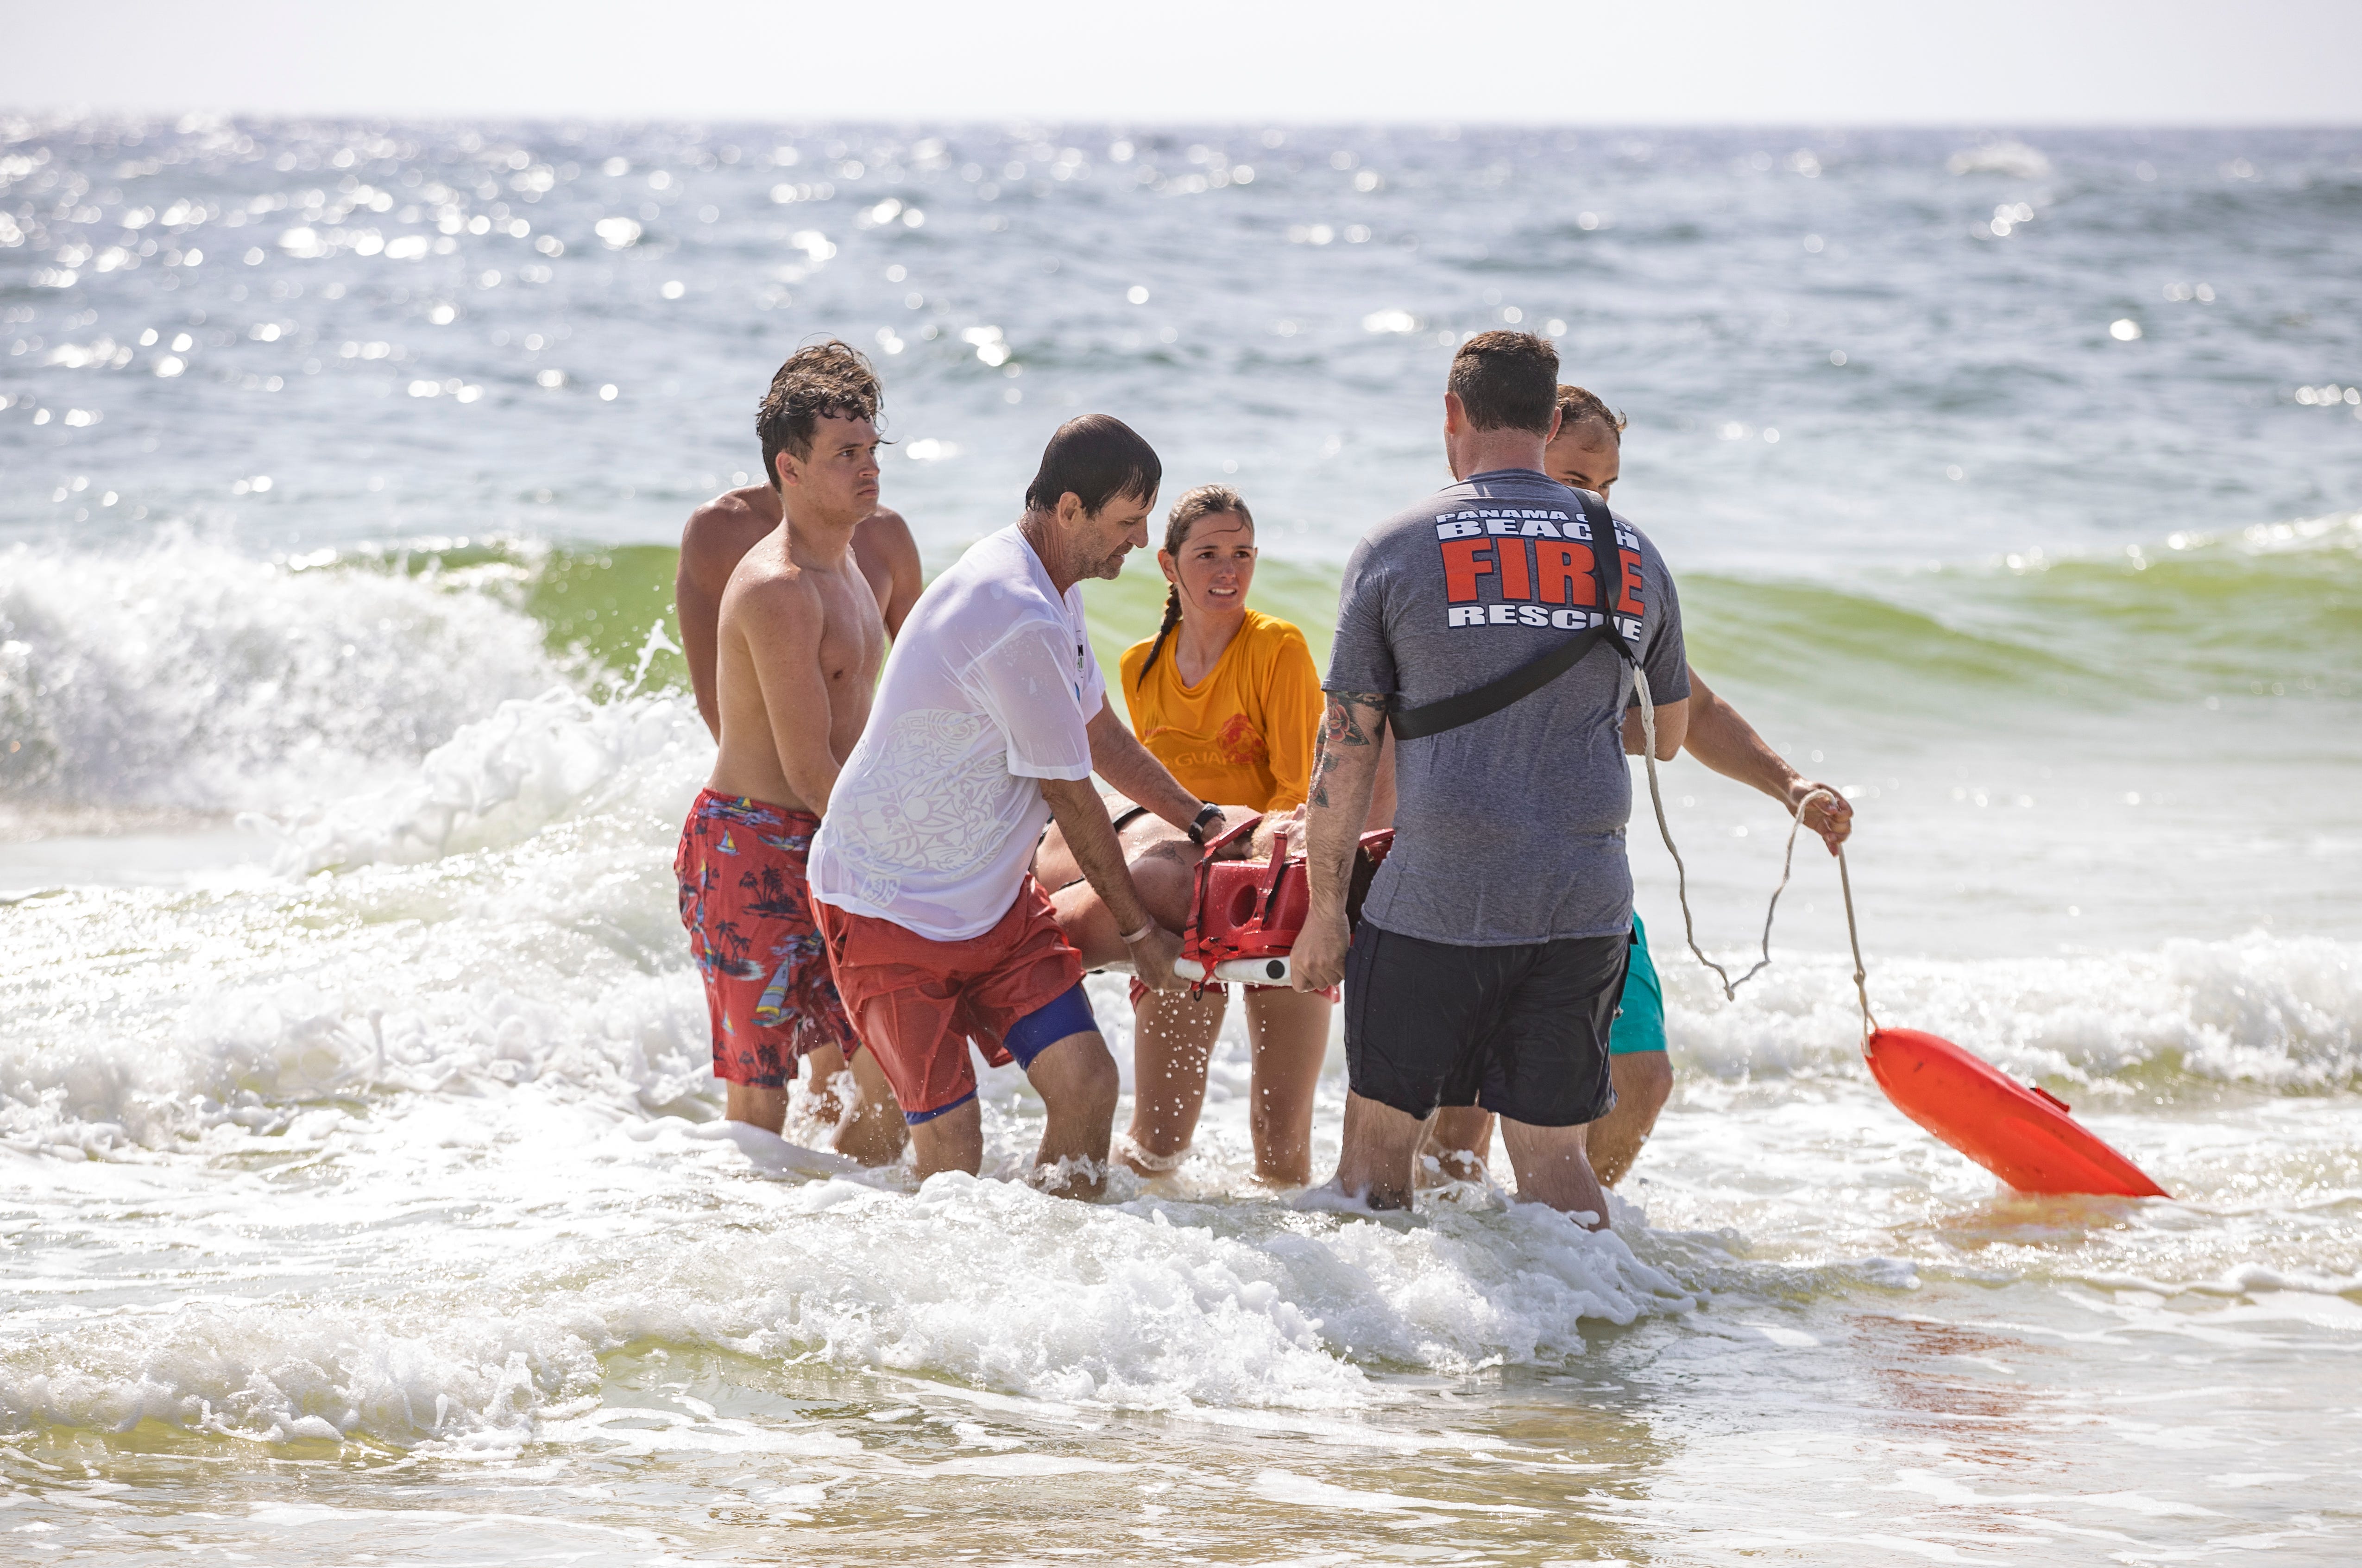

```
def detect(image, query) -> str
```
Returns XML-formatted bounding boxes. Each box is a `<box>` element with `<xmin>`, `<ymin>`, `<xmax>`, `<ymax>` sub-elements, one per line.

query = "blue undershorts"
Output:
<box><xmin>1002</xmin><ymin>982</ymin><xmax>1099</xmax><ymax>1069</ymax></box>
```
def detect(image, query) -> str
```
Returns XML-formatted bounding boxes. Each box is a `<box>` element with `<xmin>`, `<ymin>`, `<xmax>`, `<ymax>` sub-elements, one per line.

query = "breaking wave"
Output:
<box><xmin>0</xmin><ymin>531</ymin><xmax>568</xmax><ymax>813</ymax></box>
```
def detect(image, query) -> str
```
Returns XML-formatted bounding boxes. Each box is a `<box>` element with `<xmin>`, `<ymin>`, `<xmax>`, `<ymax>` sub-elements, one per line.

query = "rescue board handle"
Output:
<box><xmin>1173</xmin><ymin>955</ymin><xmax>1293</xmax><ymax>987</ymax></box>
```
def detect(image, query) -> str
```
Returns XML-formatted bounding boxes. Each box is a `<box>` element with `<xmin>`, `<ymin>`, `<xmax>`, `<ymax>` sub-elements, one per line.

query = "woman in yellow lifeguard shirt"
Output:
<box><xmin>1115</xmin><ymin>485</ymin><xmax>1329</xmax><ymax>1186</ymax></box>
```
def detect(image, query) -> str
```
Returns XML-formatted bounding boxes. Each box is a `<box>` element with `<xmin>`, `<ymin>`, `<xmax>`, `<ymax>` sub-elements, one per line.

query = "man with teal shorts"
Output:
<box><xmin>1425</xmin><ymin>384</ymin><xmax>1854</xmax><ymax>1189</ymax></box>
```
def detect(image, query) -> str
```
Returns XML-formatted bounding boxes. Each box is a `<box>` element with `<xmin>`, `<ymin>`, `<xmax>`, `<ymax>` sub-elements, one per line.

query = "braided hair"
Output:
<box><xmin>1135</xmin><ymin>484</ymin><xmax>1253</xmax><ymax>689</ymax></box>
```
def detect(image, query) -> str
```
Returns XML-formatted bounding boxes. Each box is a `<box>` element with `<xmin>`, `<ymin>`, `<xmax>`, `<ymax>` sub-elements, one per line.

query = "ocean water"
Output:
<box><xmin>3</xmin><ymin>115</ymin><xmax>2360</xmax><ymax>1564</ymax></box>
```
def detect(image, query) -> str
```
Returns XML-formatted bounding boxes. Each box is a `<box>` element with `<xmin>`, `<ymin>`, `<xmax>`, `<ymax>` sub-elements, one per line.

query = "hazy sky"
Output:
<box><xmin>5</xmin><ymin>0</ymin><xmax>2357</xmax><ymax>125</ymax></box>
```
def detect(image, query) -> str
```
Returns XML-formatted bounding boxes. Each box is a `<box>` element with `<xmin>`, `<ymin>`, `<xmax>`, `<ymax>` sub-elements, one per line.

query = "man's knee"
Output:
<box><xmin>724</xmin><ymin>1081</ymin><xmax>788</xmax><ymax>1133</ymax></box>
<box><xmin>1500</xmin><ymin>1115</ymin><xmax>1589</xmax><ymax>1156</ymax></box>
<box><xmin>1336</xmin><ymin>1090</ymin><xmax>1427</xmax><ymax>1206</ymax></box>
<box><xmin>907</xmin><ymin>1097</ymin><xmax>984</xmax><ymax>1176</ymax></box>
<box><xmin>1077</xmin><ymin>1039</ymin><xmax>1121</xmax><ymax>1115</ymax></box>
<box><xmin>1612</xmin><ymin>1051</ymin><xmax>1673</xmax><ymax>1117</ymax></box>
<box><xmin>1030</xmin><ymin>1031</ymin><xmax>1120</xmax><ymax>1117</ymax></box>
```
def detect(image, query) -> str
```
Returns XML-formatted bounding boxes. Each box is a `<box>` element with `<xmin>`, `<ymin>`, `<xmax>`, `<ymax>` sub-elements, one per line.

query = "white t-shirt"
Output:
<box><xmin>809</xmin><ymin>525</ymin><xmax>1107</xmax><ymax>941</ymax></box>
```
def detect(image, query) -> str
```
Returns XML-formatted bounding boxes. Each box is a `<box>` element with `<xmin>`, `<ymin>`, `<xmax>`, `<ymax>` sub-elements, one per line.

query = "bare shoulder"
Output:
<box><xmin>681</xmin><ymin>485</ymin><xmax>780</xmax><ymax>593</ymax></box>
<box><xmin>721</xmin><ymin>534</ymin><xmax>818</xmax><ymax>629</ymax></box>
<box><xmin>854</xmin><ymin>506</ymin><xmax>921</xmax><ymax>569</ymax></box>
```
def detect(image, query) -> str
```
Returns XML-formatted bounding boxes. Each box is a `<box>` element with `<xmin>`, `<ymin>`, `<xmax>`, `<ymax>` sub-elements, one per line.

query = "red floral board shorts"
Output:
<box><xmin>674</xmin><ymin>790</ymin><xmax>856</xmax><ymax>1088</ymax></box>
<box><xmin>814</xmin><ymin>876</ymin><xmax>1090</xmax><ymax>1124</ymax></box>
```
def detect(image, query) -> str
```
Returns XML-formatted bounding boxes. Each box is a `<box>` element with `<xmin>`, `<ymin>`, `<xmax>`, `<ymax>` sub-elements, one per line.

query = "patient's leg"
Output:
<box><xmin>1052</xmin><ymin>838</ymin><xmax>1198</xmax><ymax>968</ymax></box>
<box><xmin>1039</xmin><ymin>800</ymin><xmax>1253</xmax><ymax>969</ymax></box>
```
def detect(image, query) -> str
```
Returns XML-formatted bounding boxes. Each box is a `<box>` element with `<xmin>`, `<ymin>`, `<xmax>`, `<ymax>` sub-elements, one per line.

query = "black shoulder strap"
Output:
<box><xmin>1388</xmin><ymin>490</ymin><xmax>1634</xmax><ymax>742</ymax></box>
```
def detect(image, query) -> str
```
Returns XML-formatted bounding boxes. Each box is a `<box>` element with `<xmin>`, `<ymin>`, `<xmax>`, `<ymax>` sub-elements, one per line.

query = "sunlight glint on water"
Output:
<box><xmin>3</xmin><ymin>117</ymin><xmax>2360</xmax><ymax>1564</ymax></box>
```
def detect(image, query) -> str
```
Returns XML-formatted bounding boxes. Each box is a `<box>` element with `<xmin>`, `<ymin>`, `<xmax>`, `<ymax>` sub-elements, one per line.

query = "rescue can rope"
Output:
<box><xmin>1629</xmin><ymin>667</ymin><xmax>1877</xmax><ymax>1045</ymax></box>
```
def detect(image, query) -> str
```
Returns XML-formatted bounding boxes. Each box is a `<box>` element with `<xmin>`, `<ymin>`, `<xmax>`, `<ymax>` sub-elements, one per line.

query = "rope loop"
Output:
<box><xmin>1630</xmin><ymin>666</ymin><xmax>1877</xmax><ymax>1048</ymax></box>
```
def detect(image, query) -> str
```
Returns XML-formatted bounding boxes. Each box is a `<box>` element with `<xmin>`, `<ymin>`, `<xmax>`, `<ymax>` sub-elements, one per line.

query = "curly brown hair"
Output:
<box><xmin>1554</xmin><ymin>383</ymin><xmax>1627</xmax><ymax>441</ymax></box>
<box><xmin>757</xmin><ymin>340</ymin><xmax>883</xmax><ymax>488</ymax></box>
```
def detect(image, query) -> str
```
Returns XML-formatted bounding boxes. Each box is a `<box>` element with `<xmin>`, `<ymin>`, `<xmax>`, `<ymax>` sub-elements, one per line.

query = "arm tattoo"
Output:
<box><xmin>1310</xmin><ymin>693</ymin><xmax>1386</xmax><ymax>808</ymax></box>
<box><xmin>1322</xmin><ymin>693</ymin><xmax>1386</xmax><ymax>749</ymax></box>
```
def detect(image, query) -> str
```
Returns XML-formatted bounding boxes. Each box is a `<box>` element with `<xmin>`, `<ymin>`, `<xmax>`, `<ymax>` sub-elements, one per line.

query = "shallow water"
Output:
<box><xmin>4</xmin><ymin>116</ymin><xmax>2360</xmax><ymax>1564</ymax></box>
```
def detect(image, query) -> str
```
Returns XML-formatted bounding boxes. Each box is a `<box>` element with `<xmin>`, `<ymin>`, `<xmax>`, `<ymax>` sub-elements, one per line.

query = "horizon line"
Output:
<box><xmin>8</xmin><ymin>107</ymin><xmax>2361</xmax><ymax>133</ymax></box>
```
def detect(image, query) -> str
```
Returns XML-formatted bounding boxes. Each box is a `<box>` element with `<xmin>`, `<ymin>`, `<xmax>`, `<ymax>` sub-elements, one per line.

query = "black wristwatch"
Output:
<box><xmin>1185</xmin><ymin>803</ymin><xmax>1226</xmax><ymax>846</ymax></box>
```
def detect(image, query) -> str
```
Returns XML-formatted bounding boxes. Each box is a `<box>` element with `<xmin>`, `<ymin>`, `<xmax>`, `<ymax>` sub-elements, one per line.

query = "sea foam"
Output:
<box><xmin>0</xmin><ymin>1141</ymin><xmax>1697</xmax><ymax>1451</ymax></box>
<box><xmin>0</xmin><ymin>533</ymin><xmax>564</xmax><ymax>814</ymax></box>
<box><xmin>1665</xmin><ymin>933</ymin><xmax>2362</xmax><ymax>1091</ymax></box>
<box><xmin>260</xmin><ymin>685</ymin><xmax>706</xmax><ymax>874</ymax></box>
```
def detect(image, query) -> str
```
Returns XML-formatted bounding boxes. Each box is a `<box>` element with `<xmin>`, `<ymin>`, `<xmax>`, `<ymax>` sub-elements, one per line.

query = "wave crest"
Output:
<box><xmin>0</xmin><ymin>533</ymin><xmax>564</xmax><ymax>813</ymax></box>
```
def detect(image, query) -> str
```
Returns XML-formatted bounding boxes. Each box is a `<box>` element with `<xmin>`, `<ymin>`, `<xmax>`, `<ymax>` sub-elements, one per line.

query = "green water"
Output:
<box><xmin>424</xmin><ymin>538</ymin><xmax>1348</xmax><ymax>727</ymax></box>
<box><xmin>522</xmin><ymin>542</ymin><xmax>693</xmax><ymax>693</ymax></box>
<box><xmin>486</xmin><ymin>521</ymin><xmax>2359</xmax><ymax>724</ymax></box>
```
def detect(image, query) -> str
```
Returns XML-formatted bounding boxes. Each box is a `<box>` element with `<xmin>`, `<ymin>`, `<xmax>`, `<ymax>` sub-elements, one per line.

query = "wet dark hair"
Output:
<box><xmin>1448</xmin><ymin>330</ymin><xmax>1560</xmax><ymax>436</ymax></box>
<box><xmin>1555</xmin><ymin>383</ymin><xmax>1627</xmax><ymax>441</ymax></box>
<box><xmin>1136</xmin><ymin>485</ymin><xmax>1254</xmax><ymax>690</ymax></box>
<box><xmin>757</xmin><ymin>340</ymin><xmax>882</xmax><ymax>489</ymax></box>
<box><xmin>1023</xmin><ymin>414</ymin><xmax>1162</xmax><ymax>518</ymax></box>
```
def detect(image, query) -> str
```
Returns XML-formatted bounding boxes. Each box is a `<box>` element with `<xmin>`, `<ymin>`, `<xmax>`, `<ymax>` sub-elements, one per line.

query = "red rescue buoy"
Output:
<box><xmin>1863</xmin><ymin>1027</ymin><xmax>2169</xmax><ymax>1198</ymax></box>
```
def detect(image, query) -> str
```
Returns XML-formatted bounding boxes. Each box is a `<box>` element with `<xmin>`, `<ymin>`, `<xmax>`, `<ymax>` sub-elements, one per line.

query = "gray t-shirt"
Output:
<box><xmin>1326</xmin><ymin>468</ymin><xmax>1689</xmax><ymax>946</ymax></box>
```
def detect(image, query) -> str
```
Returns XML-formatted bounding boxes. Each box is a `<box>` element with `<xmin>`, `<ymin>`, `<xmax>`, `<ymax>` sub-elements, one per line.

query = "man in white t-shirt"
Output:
<box><xmin>809</xmin><ymin>416</ymin><xmax>1229</xmax><ymax>1196</ymax></box>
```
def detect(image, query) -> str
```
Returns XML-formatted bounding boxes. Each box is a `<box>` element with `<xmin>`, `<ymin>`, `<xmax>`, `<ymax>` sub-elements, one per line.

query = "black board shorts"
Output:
<box><xmin>1343</xmin><ymin>923</ymin><xmax>1627</xmax><ymax>1128</ymax></box>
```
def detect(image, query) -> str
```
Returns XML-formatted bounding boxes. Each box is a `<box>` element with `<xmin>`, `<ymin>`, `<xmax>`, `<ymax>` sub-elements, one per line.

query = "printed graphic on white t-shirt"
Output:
<box><xmin>833</xmin><ymin>709</ymin><xmax>1002</xmax><ymax>905</ymax></box>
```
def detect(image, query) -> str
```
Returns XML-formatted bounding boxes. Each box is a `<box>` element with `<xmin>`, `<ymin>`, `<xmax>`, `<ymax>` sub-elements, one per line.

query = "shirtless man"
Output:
<box><xmin>677</xmin><ymin>451</ymin><xmax>922</xmax><ymax>733</ymax></box>
<box><xmin>674</xmin><ymin>347</ymin><xmax>923</xmax><ymax>1135</ymax></box>
<box><xmin>672</xmin><ymin>341</ymin><xmax>902</xmax><ymax>1162</ymax></box>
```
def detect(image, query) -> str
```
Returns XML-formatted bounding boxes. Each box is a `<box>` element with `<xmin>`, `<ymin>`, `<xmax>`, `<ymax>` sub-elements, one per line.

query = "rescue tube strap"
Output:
<box><xmin>1836</xmin><ymin>841</ymin><xmax>1879</xmax><ymax>1046</ymax></box>
<box><xmin>1630</xmin><ymin>666</ymin><xmax>1878</xmax><ymax>1044</ymax></box>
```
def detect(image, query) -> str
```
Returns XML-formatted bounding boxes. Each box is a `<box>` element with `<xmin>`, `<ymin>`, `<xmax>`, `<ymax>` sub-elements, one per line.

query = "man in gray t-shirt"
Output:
<box><xmin>1290</xmin><ymin>332</ymin><xmax>1691</xmax><ymax>1228</ymax></box>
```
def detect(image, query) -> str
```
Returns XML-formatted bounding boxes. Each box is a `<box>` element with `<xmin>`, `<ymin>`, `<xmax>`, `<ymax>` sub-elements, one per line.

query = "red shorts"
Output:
<box><xmin>815</xmin><ymin>876</ymin><xmax>1090</xmax><ymax>1124</ymax></box>
<box><xmin>675</xmin><ymin>790</ymin><xmax>855</xmax><ymax>1088</ymax></box>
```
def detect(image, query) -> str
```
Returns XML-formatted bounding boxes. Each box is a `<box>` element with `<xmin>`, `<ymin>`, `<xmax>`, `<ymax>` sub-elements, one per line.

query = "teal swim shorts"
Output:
<box><xmin>1609</xmin><ymin>914</ymin><xmax>1667</xmax><ymax>1056</ymax></box>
